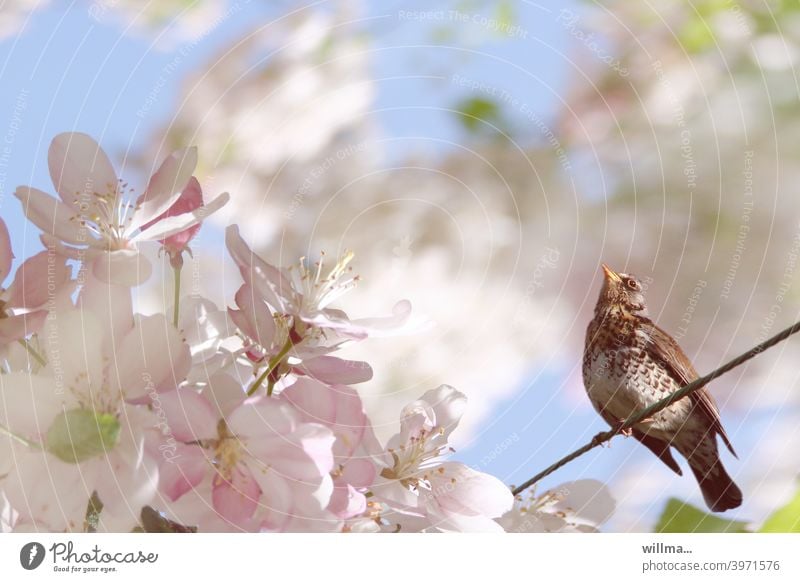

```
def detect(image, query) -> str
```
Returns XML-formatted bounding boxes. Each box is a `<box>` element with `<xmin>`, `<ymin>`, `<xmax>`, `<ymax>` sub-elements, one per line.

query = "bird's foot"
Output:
<box><xmin>611</xmin><ymin>419</ymin><xmax>633</xmax><ymax>437</ymax></box>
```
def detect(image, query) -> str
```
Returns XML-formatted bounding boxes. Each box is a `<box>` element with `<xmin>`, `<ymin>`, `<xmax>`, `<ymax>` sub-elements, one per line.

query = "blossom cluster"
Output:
<box><xmin>0</xmin><ymin>133</ymin><xmax>612</xmax><ymax>532</ymax></box>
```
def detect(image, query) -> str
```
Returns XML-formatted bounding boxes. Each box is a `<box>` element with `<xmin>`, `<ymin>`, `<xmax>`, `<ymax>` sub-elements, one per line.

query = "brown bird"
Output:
<box><xmin>583</xmin><ymin>264</ymin><xmax>742</xmax><ymax>512</ymax></box>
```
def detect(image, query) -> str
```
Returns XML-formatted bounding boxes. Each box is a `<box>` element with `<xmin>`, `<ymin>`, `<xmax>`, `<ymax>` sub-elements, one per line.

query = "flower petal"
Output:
<box><xmin>201</xmin><ymin>372</ymin><xmax>246</xmax><ymax>418</ymax></box>
<box><xmin>328</xmin><ymin>481</ymin><xmax>367</xmax><ymax>519</ymax></box>
<box><xmin>427</xmin><ymin>462</ymin><xmax>513</xmax><ymax>519</ymax></box>
<box><xmin>43</xmin><ymin>306</ymin><xmax>106</xmax><ymax>400</ymax></box>
<box><xmin>548</xmin><ymin>479</ymin><xmax>616</xmax><ymax>526</ymax></box>
<box><xmin>294</xmin><ymin>355</ymin><xmax>373</xmax><ymax>385</ymax></box>
<box><xmin>130</xmin><ymin>147</ymin><xmax>197</xmax><ymax>231</ymax></box>
<box><xmin>251</xmin><ymin>469</ymin><xmax>293</xmax><ymax>532</ymax></box>
<box><xmin>227</xmin><ymin>398</ymin><xmax>298</xmax><ymax>440</ymax></box>
<box><xmin>419</xmin><ymin>384</ymin><xmax>467</xmax><ymax>439</ymax></box>
<box><xmin>6</xmin><ymin>250</ymin><xmax>70</xmax><ymax>309</ymax></box>
<box><xmin>47</xmin><ymin>132</ymin><xmax>118</xmax><ymax>206</ymax></box>
<box><xmin>91</xmin><ymin>248</ymin><xmax>152</xmax><ymax>287</ymax></box>
<box><xmin>112</xmin><ymin>313</ymin><xmax>191</xmax><ymax>400</ymax></box>
<box><xmin>156</xmin><ymin>389</ymin><xmax>219</xmax><ymax>442</ymax></box>
<box><xmin>347</xmin><ymin>299</ymin><xmax>416</xmax><ymax>337</ymax></box>
<box><xmin>212</xmin><ymin>464</ymin><xmax>260</xmax><ymax>524</ymax></box>
<box><xmin>233</xmin><ymin>283</ymin><xmax>276</xmax><ymax>348</ymax></box>
<box><xmin>0</xmin><ymin>311</ymin><xmax>47</xmax><ymax>345</ymax></box>
<box><xmin>0</xmin><ymin>217</ymin><xmax>12</xmax><ymax>283</ymax></box>
<box><xmin>133</xmin><ymin>191</ymin><xmax>229</xmax><ymax>242</ymax></box>
<box><xmin>151</xmin><ymin>176</ymin><xmax>204</xmax><ymax>254</ymax></box>
<box><xmin>0</xmin><ymin>372</ymin><xmax>66</xmax><ymax>437</ymax></box>
<box><xmin>14</xmin><ymin>187</ymin><xmax>86</xmax><ymax>245</ymax></box>
<box><xmin>225</xmin><ymin>224</ymin><xmax>297</xmax><ymax>311</ymax></box>
<box><xmin>158</xmin><ymin>444</ymin><xmax>209</xmax><ymax>501</ymax></box>
<box><xmin>77</xmin><ymin>271</ymin><xmax>134</xmax><ymax>344</ymax></box>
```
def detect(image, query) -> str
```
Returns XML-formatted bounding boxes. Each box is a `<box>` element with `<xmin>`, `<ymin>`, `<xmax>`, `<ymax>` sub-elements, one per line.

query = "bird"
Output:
<box><xmin>582</xmin><ymin>264</ymin><xmax>742</xmax><ymax>512</ymax></box>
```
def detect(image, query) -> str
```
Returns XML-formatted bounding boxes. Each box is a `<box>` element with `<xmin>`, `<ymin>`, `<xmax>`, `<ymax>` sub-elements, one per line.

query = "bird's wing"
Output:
<box><xmin>642</xmin><ymin>319</ymin><xmax>737</xmax><ymax>457</ymax></box>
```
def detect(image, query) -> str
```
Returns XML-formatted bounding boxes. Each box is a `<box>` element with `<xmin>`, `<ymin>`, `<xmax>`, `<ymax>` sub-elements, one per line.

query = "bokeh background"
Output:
<box><xmin>1</xmin><ymin>0</ymin><xmax>799</xmax><ymax>531</ymax></box>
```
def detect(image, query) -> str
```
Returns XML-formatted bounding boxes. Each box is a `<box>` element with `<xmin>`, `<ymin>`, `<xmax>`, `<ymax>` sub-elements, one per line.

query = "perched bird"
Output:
<box><xmin>583</xmin><ymin>264</ymin><xmax>742</xmax><ymax>512</ymax></box>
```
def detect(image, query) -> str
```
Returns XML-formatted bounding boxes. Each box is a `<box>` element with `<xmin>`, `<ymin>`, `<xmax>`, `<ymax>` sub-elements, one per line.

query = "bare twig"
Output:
<box><xmin>511</xmin><ymin>320</ymin><xmax>800</xmax><ymax>497</ymax></box>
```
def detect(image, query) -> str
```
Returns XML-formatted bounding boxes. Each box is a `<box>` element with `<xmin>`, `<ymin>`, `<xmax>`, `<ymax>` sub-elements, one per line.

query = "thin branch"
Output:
<box><xmin>511</xmin><ymin>320</ymin><xmax>800</xmax><ymax>497</ymax></box>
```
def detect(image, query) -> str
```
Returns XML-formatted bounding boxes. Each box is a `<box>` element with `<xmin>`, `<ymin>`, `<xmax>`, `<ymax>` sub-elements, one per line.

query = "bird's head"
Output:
<box><xmin>596</xmin><ymin>264</ymin><xmax>649</xmax><ymax>316</ymax></box>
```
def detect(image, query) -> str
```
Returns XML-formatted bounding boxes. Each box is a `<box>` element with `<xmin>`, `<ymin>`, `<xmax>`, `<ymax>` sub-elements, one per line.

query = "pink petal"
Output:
<box><xmin>14</xmin><ymin>186</ymin><xmax>85</xmax><ymax>245</ymax></box>
<box><xmin>251</xmin><ymin>470</ymin><xmax>293</xmax><ymax>531</ymax></box>
<box><xmin>328</xmin><ymin>481</ymin><xmax>367</xmax><ymax>519</ymax></box>
<box><xmin>130</xmin><ymin>147</ymin><xmax>197</xmax><ymax>231</ymax></box>
<box><xmin>158</xmin><ymin>177</ymin><xmax>203</xmax><ymax>254</ymax></box>
<box><xmin>0</xmin><ymin>372</ymin><xmax>65</xmax><ymax>437</ymax></box>
<box><xmin>42</xmin><ymin>306</ymin><xmax>106</xmax><ymax>398</ymax></box>
<box><xmin>47</xmin><ymin>132</ymin><xmax>118</xmax><ymax>206</ymax></box>
<box><xmin>201</xmin><ymin>373</ymin><xmax>248</xmax><ymax>417</ymax></box>
<box><xmin>0</xmin><ymin>311</ymin><xmax>47</xmax><ymax>345</ymax></box>
<box><xmin>212</xmin><ymin>464</ymin><xmax>261</xmax><ymax>524</ymax></box>
<box><xmin>294</xmin><ymin>355</ymin><xmax>373</xmax><ymax>385</ymax></box>
<box><xmin>427</xmin><ymin>462</ymin><xmax>513</xmax><ymax>519</ymax></box>
<box><xmin>341</xmin><ymin>457</ymin><xmax>376</xmax><ymax>489</ymax></box>
<box><xmin>91</xmin><ymin>248</ymin><xmax>152</xmax><ymax>286</ymax></box>
<box><xmin>233</xmin><ymin>283</ymin><xmax>276</xmax><ymax>347</ymax></box>
<box><xmin>227</xmin><ymin>398</ymin><xmax>299</xmax><ymax>440</ymax></box>
<box><xmin>282</xmin><ymin>380</ymin><xmax>371</xmax><ymax>460</ymax></box>
<box><xmin>156</xmin><ymin>389</ymin><xmax>219</xmax><ymax>441</ymax></box>
<box><xmin>281</xmin><ymin>378</ymin><xmax>336</xmax><ymax>426</ymax></box>
<box><xmin>256</xmin><ymin>423</ymin><xmax>336</xmax><ymax>481</ymax></box>
<box><xmin>6</xmin><ymin>250</ymin><xmax>70</xmax><ymax>309</ymax></box>
<box><xmin>345</xmin><ymin>299</ymin><xmax>415</xmax><ymax>338</ymax></box>
<box><xmin>112</xmin><ymin>314</ymin><xmax>191</xmax><ymax>400</ymax></box>
<box><xmin>419</xmin><ymin>384</ymin><xmax>467</xmax><ymax>439</ymax></box>
<box><xmin>133</xmin><ymin>192</ymin><xmax>228</xmax><ymax>243</ymax></box>
<box><xmin>0</xmin><ymin>217</ymin><xmax>12</xmax><ymax>283</ymax></box>
<box><xmin>158</xmin><ymin>445</ymin><xmax>209</xmax><ymax>501</ymax></box>
<box><xmin>77</xmin><ymin>271</ymin><xmax>134</xmax><ymax>344</ymax></box>
<box><xmin>225</xmin><ymin>225</ymin><xmax>296</xmax><ymax>311</ymax></box>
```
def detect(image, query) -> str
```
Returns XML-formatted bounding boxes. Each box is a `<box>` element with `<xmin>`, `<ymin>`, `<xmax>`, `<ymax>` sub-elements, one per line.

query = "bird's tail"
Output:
<box><xmin>689</xmin><ymin>456</ymin><xmax>742</xmax><ymax>513</ymax></box>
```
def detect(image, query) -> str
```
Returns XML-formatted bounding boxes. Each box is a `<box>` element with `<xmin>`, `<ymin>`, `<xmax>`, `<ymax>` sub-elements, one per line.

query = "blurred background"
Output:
<box><xmin>1</xmin><ymin>0</ymin><xmax>799</xmax><ymax>531</ymax></box>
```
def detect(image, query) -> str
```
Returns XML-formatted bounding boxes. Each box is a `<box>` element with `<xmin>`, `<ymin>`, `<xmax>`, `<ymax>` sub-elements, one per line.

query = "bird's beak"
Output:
<box><xmin>602</xmin><ymin>263</ymin><xmax>621</xmax><ymax>283</ymax></box>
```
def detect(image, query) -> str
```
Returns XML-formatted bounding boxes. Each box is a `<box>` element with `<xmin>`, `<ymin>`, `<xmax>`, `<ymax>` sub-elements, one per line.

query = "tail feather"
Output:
<box><xmin>689</xmin><ymin>458</ymin><xmax>742</xmax><ymax>513</ymax></box>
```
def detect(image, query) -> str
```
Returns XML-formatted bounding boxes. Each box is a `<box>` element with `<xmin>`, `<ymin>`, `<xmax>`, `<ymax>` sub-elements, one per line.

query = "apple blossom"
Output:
<box><xmin>14</xmin><ymin>132</ymin><xmax>228</xmax><ymax>286</ymax></box>
<box><xmin>282</xmin><ymin>378</ymin><xmax>382</xmax><ymax>519</ymax></box>
<box><xmin>152</xmin><ymin>374</ymin><xmax>337</xmax><ymax>531</ymax></box>
<box><xmin>370</xmin><ymin>385</ymin><xmax>514</xmax><ymax>532</ymax></box>
<box><xmin>0</xmin><ymin>218</ymin><xmax>70</xmax><ymax>352</ymax></box>
<box><xmin>498</xmin><ymin>480</ymin><xmax>616</xmax><ymax>533</ymax></box>
<box><xmin>0</xmin><ymin>303</ymin><xmax>188</xmax><ymax>531</ymax></box>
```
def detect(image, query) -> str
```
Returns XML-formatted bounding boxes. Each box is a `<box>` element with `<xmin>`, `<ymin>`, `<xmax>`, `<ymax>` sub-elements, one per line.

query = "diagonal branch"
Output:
<box><xmin>511</xmin><ymin>320</ymin><xmax>800</xmax><ymax>497</ymax></box>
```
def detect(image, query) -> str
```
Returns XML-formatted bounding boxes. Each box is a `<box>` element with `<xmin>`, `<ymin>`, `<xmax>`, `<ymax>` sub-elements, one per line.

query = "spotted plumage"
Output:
<box><xmin>582</xmin><ymin>264</ymin><xmax>742</xmax><ymax>512</ymax></box>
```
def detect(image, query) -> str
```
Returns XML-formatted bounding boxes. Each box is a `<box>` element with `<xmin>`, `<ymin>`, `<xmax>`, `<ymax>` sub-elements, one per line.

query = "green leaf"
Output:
<box><xmin>45</xmin><ymin>409</ymin><xmax>120</xmax><ymax>463</ymax></box>
<box><xmin>655</xmin><ymin>498</ymin><xmax>750</xmax><ymax>533</ymax></box>
<box><xmin>759</xmin><ymin>489</ymin><xmax>800</xmax><ymax>532</ymax></box>
<box><xmin>454</xmin><ymin>96</ymin><xmax>502</xmax><ymax>132</ymax></box>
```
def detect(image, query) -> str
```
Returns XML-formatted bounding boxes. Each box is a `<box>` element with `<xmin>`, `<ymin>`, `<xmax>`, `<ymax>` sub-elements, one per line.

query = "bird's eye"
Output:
<box><xmin>626</xmin><ymin>278</ymin><xmax>639</xmax><ymax>290</ymax></box>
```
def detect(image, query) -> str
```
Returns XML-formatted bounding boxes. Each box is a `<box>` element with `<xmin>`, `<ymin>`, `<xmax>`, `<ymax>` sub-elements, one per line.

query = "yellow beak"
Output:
<box><xmin>602</xmin><ymin>263</ymin><xmax>621</xmax><ymax>283</ymax></box>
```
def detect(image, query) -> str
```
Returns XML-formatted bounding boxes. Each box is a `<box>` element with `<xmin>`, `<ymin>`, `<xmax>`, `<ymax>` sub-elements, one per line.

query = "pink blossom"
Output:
<box><xmin>153</xmin><ymin>374</ymin><xmax>337</xmax><ymax>531</ymax></box>
<box><xmin>0</xmin><ymin>218</ymin><xmax>71</xmax><ymax>350</ymax></box>
<box><xmin>14</xmin><ymin>133</ymin><xmax>228</xmax><ymax>286</ymax></box>
<box><xmin>229</xmin><ymin>282</ymin><xmax>374</xmax><ymax>386</ymax></box>
<box><xmin>372</xmin><ymin>385</ymin><xmax>514</xmax><ymax>532</ymax></box>
<box><xmin>141</xmin><ymin>176</ymin><xmax>204</xmax><ymax>269</ymax></box>
<box><xmin>0</xmin><ymin>304</ymin><xmax>188</xmax><ymax>531</ymax></box>
<box><xmin>226</xmin><ymin>224</ymin><xmax>413</xmax><ymax>340</ymax></box>
<box><xmin>282</xmin><ymin>378</ymin><xmax>382</xmax><ymax>519</ymax></box>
